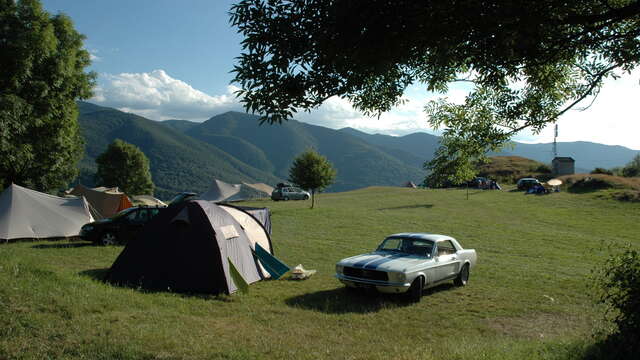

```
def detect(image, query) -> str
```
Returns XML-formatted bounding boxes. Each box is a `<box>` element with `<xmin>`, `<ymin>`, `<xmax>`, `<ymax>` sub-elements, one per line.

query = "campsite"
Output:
<box><xmin>3</xmin><ymin>1</ymin><xmax>640</xmax><ymax>359</ymax></box>
<box><xmin>2</xmin><ymin>187</ymin><xmax>639</xmax><ymax>359</ymax></box>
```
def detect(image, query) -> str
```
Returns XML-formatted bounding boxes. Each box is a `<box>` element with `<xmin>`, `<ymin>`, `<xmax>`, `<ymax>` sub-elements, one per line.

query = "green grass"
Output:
<box><xmin>1</xmin><ymin>187</ymin><xmax>639</xmax><ymax>359</ymax></box>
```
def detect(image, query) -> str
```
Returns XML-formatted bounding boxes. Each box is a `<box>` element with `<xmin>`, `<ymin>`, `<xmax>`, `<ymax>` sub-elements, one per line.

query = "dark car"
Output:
<box><xmin>516</xmin><ymin>177</ymin><xmax>541</xmax><ymax>190</ymax></box>
<box><xmin>79</xmin><ymin>206</ymin><xmax>164</xmax><ymax>245</ymax></box>
<box><xmin>271</xmin><ymin>186</ymin><xmax>310</xmax><ymax>201</ymax></box>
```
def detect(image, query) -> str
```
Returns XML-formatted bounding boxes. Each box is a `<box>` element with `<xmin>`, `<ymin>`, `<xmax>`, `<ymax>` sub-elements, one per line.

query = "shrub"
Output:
<box><xmin>532</xmin><ymin>164</ymin><xmax>552</xmax><ymax>173</ymax></box>
<box><xmin>568</xmin><ymin>177</ymin><xmax>615</xmax><ymax>192</ymax></box>
<box><xmin>591</xmin><ymin>247</ymin><xmax>640</xmax><ymax>357</ymax></box>
<box><xmin>591</xmin><ymin>168</ymin><xmax>613</xmax><ymax>175</ymax></box>
<box><xmin>621</xmin><ymin>154</ymin><xmax>640</xmax><ymax>178</ymax></box>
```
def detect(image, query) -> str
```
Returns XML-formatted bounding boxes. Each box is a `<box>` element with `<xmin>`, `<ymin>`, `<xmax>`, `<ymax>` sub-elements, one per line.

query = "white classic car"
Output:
<box><xmin>335</xmin><ymin>233</ymin><xmax>477</xmax><ymax>302</ymax></box>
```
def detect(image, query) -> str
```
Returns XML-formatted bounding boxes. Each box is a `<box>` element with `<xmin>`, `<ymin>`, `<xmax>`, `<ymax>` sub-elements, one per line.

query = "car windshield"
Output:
<box><xmin>377</xmin><ymin>237</ymin><xmax>434</xmax><ymax>257</ymax></box>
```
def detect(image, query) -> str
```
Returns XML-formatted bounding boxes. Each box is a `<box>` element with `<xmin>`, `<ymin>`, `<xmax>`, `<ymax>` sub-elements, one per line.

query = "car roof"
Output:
<box><xmin>386</xmin><ymin>233</ymin><xmax>453</xmax><ymax>242</ymax></box>
<box><xmin>518</xmin><ymin>178</ymin><xmax>538</xmax><ymax>181</ymax></box>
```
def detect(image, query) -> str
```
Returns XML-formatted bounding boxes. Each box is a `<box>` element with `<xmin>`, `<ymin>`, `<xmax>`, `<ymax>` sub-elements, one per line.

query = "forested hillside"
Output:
<box><xmin>77</xmin><ymin>102</ymin><xmax>280</xmax><ymax>199</ymax></box>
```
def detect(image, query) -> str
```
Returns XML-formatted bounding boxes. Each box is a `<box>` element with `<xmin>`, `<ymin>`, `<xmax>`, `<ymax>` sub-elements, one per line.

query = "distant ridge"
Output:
<box><xmin>184</xmin><ymin>111</ymin><xmax>425</xmax><ymax>192</ymax></box>
<box><xmin>339</xmin><ymin>127</ymin><xmax>638</xmax><ymax>171</ymax></box>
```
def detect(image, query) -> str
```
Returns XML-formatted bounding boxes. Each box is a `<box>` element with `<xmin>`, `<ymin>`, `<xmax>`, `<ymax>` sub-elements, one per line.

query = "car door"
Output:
<box><xmin>121</xmin><ymin>208</ymin><xmax>148</xmax><ymax>242</ymax></box>
<box><xmin>292</xmin><ymin>187</ymin><xmax>303</xmax><ymax>199</ymax></box>
<box><xmin>433</xmin><ymin>240</ymin><xmax>461</xmax><ymax>281</ymax></box>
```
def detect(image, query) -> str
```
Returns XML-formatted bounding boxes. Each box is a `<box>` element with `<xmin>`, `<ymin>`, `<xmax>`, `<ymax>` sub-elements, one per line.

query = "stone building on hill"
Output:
<box><xmin>552</xmin><ymin>157</ymin><xmax>575</xmax><ymax>176</ymax></box>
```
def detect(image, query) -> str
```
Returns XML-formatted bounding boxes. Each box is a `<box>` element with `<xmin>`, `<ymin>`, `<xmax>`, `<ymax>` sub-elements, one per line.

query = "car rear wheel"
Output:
<box><xmin>283</xmin><ymin>196</ymin><xmax>289</xmax><ymax>201</ymax></box>
<box><xmin>454</xmin><ymin>264</ymin><xmax>470</xmax><ymax>286</ymax></box>
<box><xmin>303</xmin><ymin>195</ymin><xmax>310</xmax><ymax>200</ymax></box>
<box><xmin>101</xmin><ymin>232</ymin><xmax>118</xmax><ymax>246</ymax></box>
<box><xmin>408</xmin><ymin>276</ymin><xmax>423</xmax><ymax>302</ymax></box>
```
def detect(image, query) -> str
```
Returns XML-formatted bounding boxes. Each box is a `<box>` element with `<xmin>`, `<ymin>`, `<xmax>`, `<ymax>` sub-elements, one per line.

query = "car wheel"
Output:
<box><xmin>408</xmin><ymin>276</ymin><xmax>423</xmax><ymax>302</ymax></box>
<box><xmin>454</xmin><ymin>264</ymin><xmax>470</xmax><ymax>286</ymax></box>
<box><xmin>304</xmin><ymin>195</ymin><xmax>310</xmax><ymax>200</ymax></box>
<box><xmin>283</xmin><ymin>196</ymin><xmax>289</xmax><ymax>201</ymax></box>
<box><xmin>101</xmin><ymin>232</ymin><xmax>118</xmax><ymax>246</ymax></box>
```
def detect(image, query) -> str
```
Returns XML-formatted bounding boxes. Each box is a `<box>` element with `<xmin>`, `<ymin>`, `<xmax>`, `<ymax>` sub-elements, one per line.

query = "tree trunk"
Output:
<box><xmin>311</xmin><ymin>189</ymin><xmax>315</xmax><ymax>209</ymax></box>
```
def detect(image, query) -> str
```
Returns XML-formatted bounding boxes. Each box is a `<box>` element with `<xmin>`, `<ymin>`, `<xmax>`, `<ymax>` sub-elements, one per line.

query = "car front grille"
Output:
<box><xmin>343</xmin><ymin>267</ymin><xmax>388</xmax><ymax>281</ymax></box>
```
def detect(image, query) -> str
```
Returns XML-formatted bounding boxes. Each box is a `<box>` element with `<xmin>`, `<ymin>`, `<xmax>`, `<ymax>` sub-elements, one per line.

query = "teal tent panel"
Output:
<box><xmin>255</xmin><ymin>243</ymin><xmax>290</xmax><ymax>279</ymax></box>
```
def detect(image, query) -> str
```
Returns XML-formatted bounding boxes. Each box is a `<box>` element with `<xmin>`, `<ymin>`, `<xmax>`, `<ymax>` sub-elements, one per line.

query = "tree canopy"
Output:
<box><xmin>230</xmin><ymin>0</ymin><xmax>640</xmax><ymax>166</ymax></box>
<box><xmin>288</xmin><ymin>149</ymin><xmax>336</xmax><ymax>208</ymax></box>
<box><xmin>95</xmin><ymin>139</ymin><xmax>155</xmax><ymax>196</ymax></box>
<box><xmin>0</xmin><ymin>0</ymin><xmax>95</xmax><ymax>193</ymax></box>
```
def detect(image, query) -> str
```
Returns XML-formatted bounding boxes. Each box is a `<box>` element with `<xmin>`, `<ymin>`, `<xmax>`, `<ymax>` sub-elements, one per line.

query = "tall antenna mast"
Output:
<box><xmin>553</xmin><ymin>124</ymin><xmax>558</xmax><ymax>158</ymax></box>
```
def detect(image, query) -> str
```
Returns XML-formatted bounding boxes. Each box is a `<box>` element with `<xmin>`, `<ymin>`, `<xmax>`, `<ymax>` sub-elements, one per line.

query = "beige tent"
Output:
<box><xmin>68</xmin><ymin>184</ymin><xmax>133</xmax><ymax>219</ymax></box>
<box><xmin>131</xmin><ymin>195</ymin><xmax>167</xmax><ymax>207</ymax></box>
<box><xmin>199</xmin><ymin>179</ymin><xmax>242</xmax><ymax>202</ymax></box>
<box><xmin>403</xmin><ymin>181</ymin><xmax>417</xmax><ymax>188</ymax></box>
<box><xmin>242</xmin><ymin>182</ymin><xmax>274</xmax><ymax>197</ymax></box>
<box><xmin>0</xmin><ymin>184</ymin><xmax>93</xmax><ymax>240</ymax></box>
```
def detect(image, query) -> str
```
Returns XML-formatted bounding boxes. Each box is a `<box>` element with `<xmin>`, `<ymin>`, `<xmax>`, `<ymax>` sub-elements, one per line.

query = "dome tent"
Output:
<box><xmin>0</xmin><ymin>184</ymin><xmax>93</xmax><ymax>241</ymax></box>
<box><xmin>218</xmin><ymin>203</ymin><xmax>273</xmax><ymax>278</ymax></box>
<box><xmin>105</xmin><ymin>200</ymin><xmax>271</xmax><ymax>294</ymax></box>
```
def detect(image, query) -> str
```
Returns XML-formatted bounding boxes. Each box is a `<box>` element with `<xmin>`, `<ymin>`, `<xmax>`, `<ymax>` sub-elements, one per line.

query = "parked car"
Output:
<box><xmin>517</xmin><ymin>177</ymin><xmax>541</xmax><ymax>190</ymax></box>
<box><xmin>335</xmin><ymin>233</ymin><xmax>477</xmax><ymax>302</ymax></box>
<box><xmin>271</xmin><ymin>186</ymin><xmax>310</xmax><ymax>201</ymax></box>
<box><xmin>79</xmin><ymin>206</ymin><xmax>164</xmax><ymax>245</ymax></box>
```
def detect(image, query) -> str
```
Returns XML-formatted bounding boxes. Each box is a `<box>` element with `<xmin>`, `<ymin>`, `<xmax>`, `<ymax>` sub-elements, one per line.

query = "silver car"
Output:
<box><xmin>335</xmin><ymin>233</ymin><xmax>477</xmax><ymax>302</ymax></box>
<box><xmin>271</xmin><ymin>186</ymin><xmax>310</xmax><ymax>201</ymax></box>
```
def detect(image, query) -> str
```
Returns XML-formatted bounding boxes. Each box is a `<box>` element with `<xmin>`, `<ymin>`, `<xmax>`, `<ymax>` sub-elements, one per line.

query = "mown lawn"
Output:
<box><xmin>1</xmin><ymin>187</ymin><xmax>638</xmax><ymax>359</ymax></box>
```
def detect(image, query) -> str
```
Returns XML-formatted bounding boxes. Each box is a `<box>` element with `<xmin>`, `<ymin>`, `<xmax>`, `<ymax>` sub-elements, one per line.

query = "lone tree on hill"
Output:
<box><xmin>95</xmin><ymin>139</ymin><xmax>155</xmax><ymax>196</ymax></box>
<box><xmin>230</xmin><ymin>0</ymin><xmax>640</xmax><ymax>176</ymax></box>
<box><xmin>0</xmin><ymin>0</ymin><xmax>95</xmax><ymax>192</ymax></box>
<box><xmin>289</xmin><ymin>149</ymin><xmax>336</xmax><ymax>208</ymax></box>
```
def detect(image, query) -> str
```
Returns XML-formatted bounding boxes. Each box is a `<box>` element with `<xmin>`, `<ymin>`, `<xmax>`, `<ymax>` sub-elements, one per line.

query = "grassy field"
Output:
<box><xmin>1</xmin><ymin>187</ymin><xmax>639</xmax><ymax>359</ymax></box>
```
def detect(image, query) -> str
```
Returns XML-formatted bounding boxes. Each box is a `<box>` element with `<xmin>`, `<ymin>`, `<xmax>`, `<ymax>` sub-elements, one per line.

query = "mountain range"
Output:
<box><xmin>76</xmin><ymin>101</ymin><xmax>638</xmax><ymax>199</ymax></box>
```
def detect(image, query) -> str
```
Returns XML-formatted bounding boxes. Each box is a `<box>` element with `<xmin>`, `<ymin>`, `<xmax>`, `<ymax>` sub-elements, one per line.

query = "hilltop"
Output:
<box><xmin>76</xmin><ymin>101</ymin><xmax>638</xmax><ymax>199</ymax></box>
<box><xmin>477</xmin><ymin>156</ymin><xmax>552</xmax><ymax>183</ymax></box>
<box><xmin>77</xmin><ymin>103</ymin><xmax>423</xmax><ymax>198</ymax></box>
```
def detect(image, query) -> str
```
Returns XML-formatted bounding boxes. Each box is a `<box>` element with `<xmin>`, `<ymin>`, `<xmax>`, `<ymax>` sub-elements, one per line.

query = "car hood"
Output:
<box><xmin>338</xmin><ymin>251</ymin><xmax>432</xmax><ymax>272</ymax></box>
<box><xmin>85</xmin><ymin>218</ymin><xmax>112</xmax><ymax>226</ymax></box>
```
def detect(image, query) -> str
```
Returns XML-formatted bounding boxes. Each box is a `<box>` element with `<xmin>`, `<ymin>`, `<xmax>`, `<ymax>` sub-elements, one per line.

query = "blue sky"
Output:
<box><xmin>42</xmin><ymin>1</ymin><xmax>640</xmax><ymax>150</ymax></box>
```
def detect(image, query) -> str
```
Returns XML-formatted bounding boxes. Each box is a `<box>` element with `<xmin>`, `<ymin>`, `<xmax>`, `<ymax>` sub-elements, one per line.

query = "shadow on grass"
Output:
<box><xmin>79</xmin><ymin>268</ymin><xmax>235</xmax><ymax>302</ymax></box>
<box><xmin>285</xmin><ymin>283</ymin><xmax>456</xmax><ymax>314</ymax></box>
<box><xmin>578</xmin><ymin>336</ymin><xmax>639</xmax><ymax>360</ymax></box>
<box><xmin>79</xmin><ymin>268</ymin><xmax>110</xmax><ymax>281</ymax></box>
<box><xmin>32</xmin><ymin>242</ymin><xmax>96</xmax><ymax>249</ymax></box>
<box><xmin>378</xmin><ymin>204</ymin><xmax>433</xmax><ymax>211</ymax></box>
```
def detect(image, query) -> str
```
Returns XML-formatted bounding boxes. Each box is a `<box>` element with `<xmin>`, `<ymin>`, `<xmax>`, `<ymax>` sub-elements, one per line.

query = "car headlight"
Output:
<box><xmin>391</xmin><ymin>272</ymin><xmax>406</xmax><ymax>282</ymax></box>
<box><xmin>335</xmin><ymin>264</ymin><xmax>344</xmax><ymax>274</ymax></box>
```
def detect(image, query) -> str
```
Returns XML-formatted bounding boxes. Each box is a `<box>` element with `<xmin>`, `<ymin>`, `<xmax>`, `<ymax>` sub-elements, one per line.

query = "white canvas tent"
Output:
<box><xmin>0</xmin><ymin>184</ymin><xmax>94</xmax><ymax>241</ymax></box>
<box><xmin>199</xmin><ymin>179</ymin><xmax>242</xmax><ymax>202</ymax></box>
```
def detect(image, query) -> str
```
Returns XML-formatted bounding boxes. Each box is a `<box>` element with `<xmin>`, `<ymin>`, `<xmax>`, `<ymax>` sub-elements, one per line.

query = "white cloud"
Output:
<box><xmin>91</xmin><ymin>70</ymin><xmax>242</xmax><ymax>120</ymax></box>
<box><xmin>91</xmin><ymin>69</ymin><xmax>639</xmax><ymax>149</ymax></box>
<box><xmin>88</xmin><ymin>49</ymin><xmax>101</xmax><ymax>62</ymax></box>
<box><xmin>295</xmin><ymin>84</ymin><xmax>447</xmax><ymax>136</ymax></box>
<box><xmin>514</xmin><ymin>70</ymin><xmax>640</xmax><ymax>150</ymax></box>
